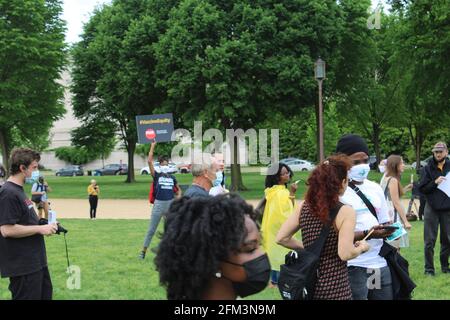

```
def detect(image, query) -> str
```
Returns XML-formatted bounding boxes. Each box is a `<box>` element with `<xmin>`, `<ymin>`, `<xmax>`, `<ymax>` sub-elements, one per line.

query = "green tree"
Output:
<box><xmin>389</xmin><ymin>0</ymin><xmax>450</xmax><ymax>166</ymax></box>
<box><xmin>0</xmin><ymin>0</ymin><xmax>66</xmax><ymax>169</ymax></box>
<box><xmin>54</xmin><ymin>146</ymin><xmax>97</xmax><ymax>165</ymax></box>
<box><xmin>155</xmin><ymin>0</ymin><xmax>370</xmax><ymax>190</ymax></box>
<box><xmin>71</xmin><ymin>0</ymin><xmax>172</xmax><ymax>183</ymax></box>
<box><xmin>71</xmin><ymin>120</ymin><xmax>117</xmax><ymax>168</ymax></box>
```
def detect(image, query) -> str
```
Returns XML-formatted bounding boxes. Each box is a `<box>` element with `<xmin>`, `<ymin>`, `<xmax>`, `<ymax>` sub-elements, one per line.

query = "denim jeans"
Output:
<box><xmin>143</xmin><ymin>199</ymin><xmax>172</xmax><ymax>249</ymax></box>
<box><xmin>270</xmin><ymin>270</ymin><xmax>280</xmax><ymax>285</ymax></box>
<box><xmin>348</xmin><ymin>265</ymin><xmax>393</xmax><ymax>300</ymax></box>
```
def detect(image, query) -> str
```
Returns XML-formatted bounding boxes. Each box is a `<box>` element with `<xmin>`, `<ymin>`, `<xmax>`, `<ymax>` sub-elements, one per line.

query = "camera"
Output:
<box><xmin>38</xmin><ymin>218</ymin><xmax>68</xmax><ymax>234</ymax></box>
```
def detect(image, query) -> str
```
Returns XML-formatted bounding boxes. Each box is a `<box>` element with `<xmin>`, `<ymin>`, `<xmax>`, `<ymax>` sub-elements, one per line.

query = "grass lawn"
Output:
<box><xmin>28</xmin><ymin>169</ymin><xmax>418</xmax><ymax>200</ymax></box>
<box><xmin>0</xmin><ymin>218</ymin><xmax>448</xmax><ymax>300</ymax></box>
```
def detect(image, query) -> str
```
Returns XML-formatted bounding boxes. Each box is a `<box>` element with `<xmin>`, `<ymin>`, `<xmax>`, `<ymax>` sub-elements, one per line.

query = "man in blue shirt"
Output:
<box><xmin>184</xmin><ymin>153</ymin><xmax>219</xmax><ymax>198</ymax></box>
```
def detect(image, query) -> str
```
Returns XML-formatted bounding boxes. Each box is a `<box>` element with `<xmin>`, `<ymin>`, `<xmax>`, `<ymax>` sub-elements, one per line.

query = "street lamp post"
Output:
<box><xmin>314</xmin><ymin>58</ymin><xmax>326</xmax><ymax>163</ymax></box>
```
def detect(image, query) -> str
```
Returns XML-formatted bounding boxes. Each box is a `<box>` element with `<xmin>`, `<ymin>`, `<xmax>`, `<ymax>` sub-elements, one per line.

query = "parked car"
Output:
<box><xmin>55</xmin><ymin>165</ymin><xmax>84</xmax><ymax>177</ymax></box>
<box><xmin>93</xmin><ymin>164</ymin><xmax>128</xmax><ymax>176</ymax></box>
<box><xmin>140</xmin><ymin>162</ymin><xmax>178</xmax><ymax>175</ymax></box>
<box><xmin>281</xmin><ymin>158</ymin><xmax>315</xmax><ymax>172</ymax></box>
<box><xmin>411</xmin><ymin>160</ymin><xmax>429</xmax><ymax>170</ymax></box>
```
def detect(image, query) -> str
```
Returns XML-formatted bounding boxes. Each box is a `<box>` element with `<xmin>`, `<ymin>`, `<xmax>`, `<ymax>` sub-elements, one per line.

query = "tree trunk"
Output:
<box><xmin>125</xmin><ymin>140</ymin><xmax>136</xmax><ymax>183</ymax></box>
<box><xmin>229</xmin><ymin>135</ymin><xmax>248</xmax><ymax>192</ymax></box>
<box><xmin>409</xmin><ymin>124</ymin><xmax>425</xmax><ymax>174</ymax></box>
<box><xmin>0</xmin><ymin>129</ymin><xmax>10</xmax><ymax>177</ymax></box>
<box><xmin>372</xmin><ymin>122</ymin><xmax>381</xmax><ymax>170</ymax></box>
<box><xmin>415</xmin><ymin>128</ymin><xmax>424</xmax><ymax>174</ymax></box>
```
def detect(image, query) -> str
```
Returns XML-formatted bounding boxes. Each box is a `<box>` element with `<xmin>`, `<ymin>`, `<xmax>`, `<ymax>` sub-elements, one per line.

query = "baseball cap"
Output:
<box><xmin>432</xmin><ymin>142</ymin><xmax>448</xmax><ymax>152</ymax></box>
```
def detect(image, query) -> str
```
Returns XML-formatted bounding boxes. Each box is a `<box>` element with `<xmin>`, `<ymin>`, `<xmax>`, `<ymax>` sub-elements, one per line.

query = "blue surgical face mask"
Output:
<box><xmin>213</xmin><ymin>171</ymin><xmax>223</xmax><ymax>187</ymax></box>
<box><xmin>25</xmin><ymin>170</ymin><xmax>40</xmax><ymax>184</ymax></box>
<box><xmin>349</xmin><ymin>164</ymin><xmax>370</xmax><ymax>182</ymax></box>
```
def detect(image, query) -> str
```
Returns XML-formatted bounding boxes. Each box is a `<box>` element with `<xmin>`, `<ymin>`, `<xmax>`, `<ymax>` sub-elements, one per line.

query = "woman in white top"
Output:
<box><xmin>380</xmin><ymin>155</ymin><xmax>413</xmax><ymax>248</ymax></box>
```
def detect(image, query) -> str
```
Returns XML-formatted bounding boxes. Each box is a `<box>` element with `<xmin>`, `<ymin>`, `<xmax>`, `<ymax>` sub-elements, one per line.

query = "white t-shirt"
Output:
<box><xmin>340</xmin><ymin>179</ymin><xmax>390</xmax><ymax>269</ymax></box>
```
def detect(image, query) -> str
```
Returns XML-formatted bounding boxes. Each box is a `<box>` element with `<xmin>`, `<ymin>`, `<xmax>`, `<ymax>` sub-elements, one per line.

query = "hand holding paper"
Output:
<box><xmin>437</xmin><ymin>172</ymin><xmax>450</xmax><ymax>198</ymax></box>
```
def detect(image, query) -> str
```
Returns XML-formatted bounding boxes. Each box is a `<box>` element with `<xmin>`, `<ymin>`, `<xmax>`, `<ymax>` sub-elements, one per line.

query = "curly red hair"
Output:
<box><xmin>305</xmin><ymin>155</ymin><xmax>352</xmax><ymax>224</ymax></box>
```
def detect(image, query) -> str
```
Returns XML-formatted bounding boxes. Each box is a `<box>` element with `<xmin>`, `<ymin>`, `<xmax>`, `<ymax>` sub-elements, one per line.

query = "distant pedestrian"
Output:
<box><xmin>31</xmin><ymin>176</ymin><xmax>52</xmax><ymax>219</ymax></box>
<box><xmin>87</xmin><ymin>180</ymin><xmax>100</xmax><ymax>219</ymax></box>
<box><xmin>209</xmin><ymin>152</ymin><xmax>228</xmax><ymax>196</ymax></box>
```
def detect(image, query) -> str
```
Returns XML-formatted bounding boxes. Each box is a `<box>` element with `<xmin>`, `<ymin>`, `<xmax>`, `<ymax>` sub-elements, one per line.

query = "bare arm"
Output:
<box><xmin>389</xmin><ymin>179</ymin><xmax>412</xmax><ymax>230</ymax></box>
<box><xmin>335</xmin><ymin>206</ymin><xmax>370</xmax><ymax>261</ymax></box>
<box><xmin>148</xmin><ymin>142</ymin><xmax>156</xmax><ymax>177</ymax></box>
<box><xmin>0</xmin><ymin>223</ymin><xmax>57</xmax><ymax>238</ymax></box>
<box><xmin>276</xmin><ymin>202</ymin><xmax>303</xmax><ymax>250</ymax></box>
<box><xmin>175</xmin><ymin>183</ymin><xmax>182</xmax><ymax>198</ymax></box>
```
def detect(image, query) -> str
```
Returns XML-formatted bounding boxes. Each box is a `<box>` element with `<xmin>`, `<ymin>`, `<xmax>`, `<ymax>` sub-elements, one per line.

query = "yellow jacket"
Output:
<box><xmin>261</xmin><ymin>185</ymin><xmax>297</xmax><ymax>271</ymax></box>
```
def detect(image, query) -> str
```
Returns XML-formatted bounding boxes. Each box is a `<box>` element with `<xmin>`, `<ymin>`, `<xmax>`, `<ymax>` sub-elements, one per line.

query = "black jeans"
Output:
<box><xmin>424</xmin><ymin>203</ymin><xmax>450</xmax><ymax>272</ymax></box>
<box><xmin>419</xmin><ymin>196</ymin><xmax>426</xmax><ymax>220</ymax></box>
<box><xmin>8</xmin><ymin>267</ymin><xmax>53</xmax><ymax>300</ymax></box>
<box><xmin>89</xmin><ymin>195</ymin><xmax>98</xmax><ymax>218</ymax></box>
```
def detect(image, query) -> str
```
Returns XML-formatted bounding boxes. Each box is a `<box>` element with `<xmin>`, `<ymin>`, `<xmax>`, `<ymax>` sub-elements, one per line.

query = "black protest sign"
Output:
<box><xmin>136</xmin><ymin>113</ymin><xmax>174</xmax><ymax>144</ymax></box>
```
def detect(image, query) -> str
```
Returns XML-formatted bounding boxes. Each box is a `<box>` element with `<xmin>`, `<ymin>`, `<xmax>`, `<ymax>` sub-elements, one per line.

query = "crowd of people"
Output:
<box><xmin>0</xmin><ymin>134</ymin><xmax>448</xmax><ymax>300</ymax></box>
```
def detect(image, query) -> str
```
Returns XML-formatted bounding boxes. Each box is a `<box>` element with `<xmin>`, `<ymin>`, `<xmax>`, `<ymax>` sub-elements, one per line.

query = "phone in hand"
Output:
<box><xmin>380</xmin><ymin>225</ymin><xmax>399</xmax><ymax>231</ymax></box>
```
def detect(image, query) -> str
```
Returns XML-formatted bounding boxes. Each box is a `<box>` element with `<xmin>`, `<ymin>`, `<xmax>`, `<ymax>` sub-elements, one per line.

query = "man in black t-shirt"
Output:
<box><xmin>0</xmin><ymin>148</ymin><xmax>58</xmax><ymax>300</ymax></box>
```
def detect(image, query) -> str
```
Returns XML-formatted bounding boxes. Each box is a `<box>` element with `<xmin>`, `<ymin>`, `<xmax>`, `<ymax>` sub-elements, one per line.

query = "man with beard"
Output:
<box><xmin>419</xmin><ymin>142</ymin><xmax>450</xmax><ymax>276</ymax></box>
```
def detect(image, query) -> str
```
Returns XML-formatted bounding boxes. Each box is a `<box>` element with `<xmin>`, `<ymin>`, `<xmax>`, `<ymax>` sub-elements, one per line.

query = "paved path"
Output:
<box><xmin>47</xmin><ymin>198</ymin><xmax>419</xmax><ymax>220</ymax></box>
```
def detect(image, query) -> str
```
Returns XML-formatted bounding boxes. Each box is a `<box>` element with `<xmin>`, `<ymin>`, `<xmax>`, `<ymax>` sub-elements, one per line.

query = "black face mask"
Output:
<box><xmin>221</xmin><ymin>254</ymin><xmax>271</xmax><ymax>298</ymax></box>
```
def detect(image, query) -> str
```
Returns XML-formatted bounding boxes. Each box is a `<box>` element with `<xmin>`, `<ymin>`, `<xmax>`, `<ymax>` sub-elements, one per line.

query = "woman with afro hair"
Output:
<box><xmin>154</xmin><ymin>193</ymin><xmax>271</xmax><ymax>300</ymax></box>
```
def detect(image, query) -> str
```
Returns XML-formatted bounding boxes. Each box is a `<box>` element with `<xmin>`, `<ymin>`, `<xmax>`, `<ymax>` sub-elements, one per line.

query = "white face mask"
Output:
<box><xmin>160</xmin><ymin>166</ymin><xmax>169</xmax><ymax>174</ymax></box>
<box><xmin>349</xmin><ymin>164</ymin><xmax>370</xmax><ymax>182</ymax></box>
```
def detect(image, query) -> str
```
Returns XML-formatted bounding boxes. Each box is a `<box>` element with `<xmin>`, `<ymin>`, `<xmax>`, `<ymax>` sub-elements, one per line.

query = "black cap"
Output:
<box><xmin>336</xmin><ymin>134</ymin><xmax>369</xmax><ymax>156</ymax></box>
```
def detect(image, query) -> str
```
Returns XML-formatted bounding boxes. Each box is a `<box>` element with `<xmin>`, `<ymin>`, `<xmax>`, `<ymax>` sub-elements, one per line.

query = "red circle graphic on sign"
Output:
<box><xmin>145</xmin><ymin>128</ymin><xmax>156</xmax><ymax>140</ymax></box>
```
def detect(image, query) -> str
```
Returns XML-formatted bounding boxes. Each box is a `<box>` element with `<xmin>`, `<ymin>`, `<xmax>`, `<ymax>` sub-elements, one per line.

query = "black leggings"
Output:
<box><xmin>89</xmin><ymin>195</ymin><xmax>98</xmax><ymax>218</ymax></box>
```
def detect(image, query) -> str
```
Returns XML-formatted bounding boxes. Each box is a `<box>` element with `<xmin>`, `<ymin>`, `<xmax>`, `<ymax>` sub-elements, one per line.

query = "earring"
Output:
<box><xmin>215</xmin><ymin>271</ymin><xmax>222</xmax><ymax>278</ymax></box>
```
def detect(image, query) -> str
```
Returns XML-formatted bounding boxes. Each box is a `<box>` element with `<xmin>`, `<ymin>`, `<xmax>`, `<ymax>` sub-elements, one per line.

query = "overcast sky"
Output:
<box><xmin>62</xmin><ymin>0</ymin><xmax>387</xmax><ymax>44</ymax></box>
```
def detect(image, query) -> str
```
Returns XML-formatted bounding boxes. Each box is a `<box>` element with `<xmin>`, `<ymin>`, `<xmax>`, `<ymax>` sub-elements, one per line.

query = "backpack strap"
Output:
<box><xmin>348</xmin><ymin>182</ymin><xmax>378</xmax><ymax>222</ymax></box>
<box><xmin>308</xmin><ymin>203</ymin><xmax>343</xmax><ymax>255</ymax></box>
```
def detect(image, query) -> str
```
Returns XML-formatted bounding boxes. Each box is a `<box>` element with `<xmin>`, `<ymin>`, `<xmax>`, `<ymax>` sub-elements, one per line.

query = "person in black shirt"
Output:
<box><xmin>0</xmin><ymin>148</ymin><xmax>58</xmax><ymax>300</ymax></box>
<box><xmin>418</xmin><ymin>142</ymin><xmax>450</xmax><ymax>276</ymax></box>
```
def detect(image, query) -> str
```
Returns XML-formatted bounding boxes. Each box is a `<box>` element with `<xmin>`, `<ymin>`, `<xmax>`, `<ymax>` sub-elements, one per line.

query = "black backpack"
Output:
<box><xmin>278</xmin><ymin>204</ymin><xmax>342</xmax><ymax>300</ymax></box>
